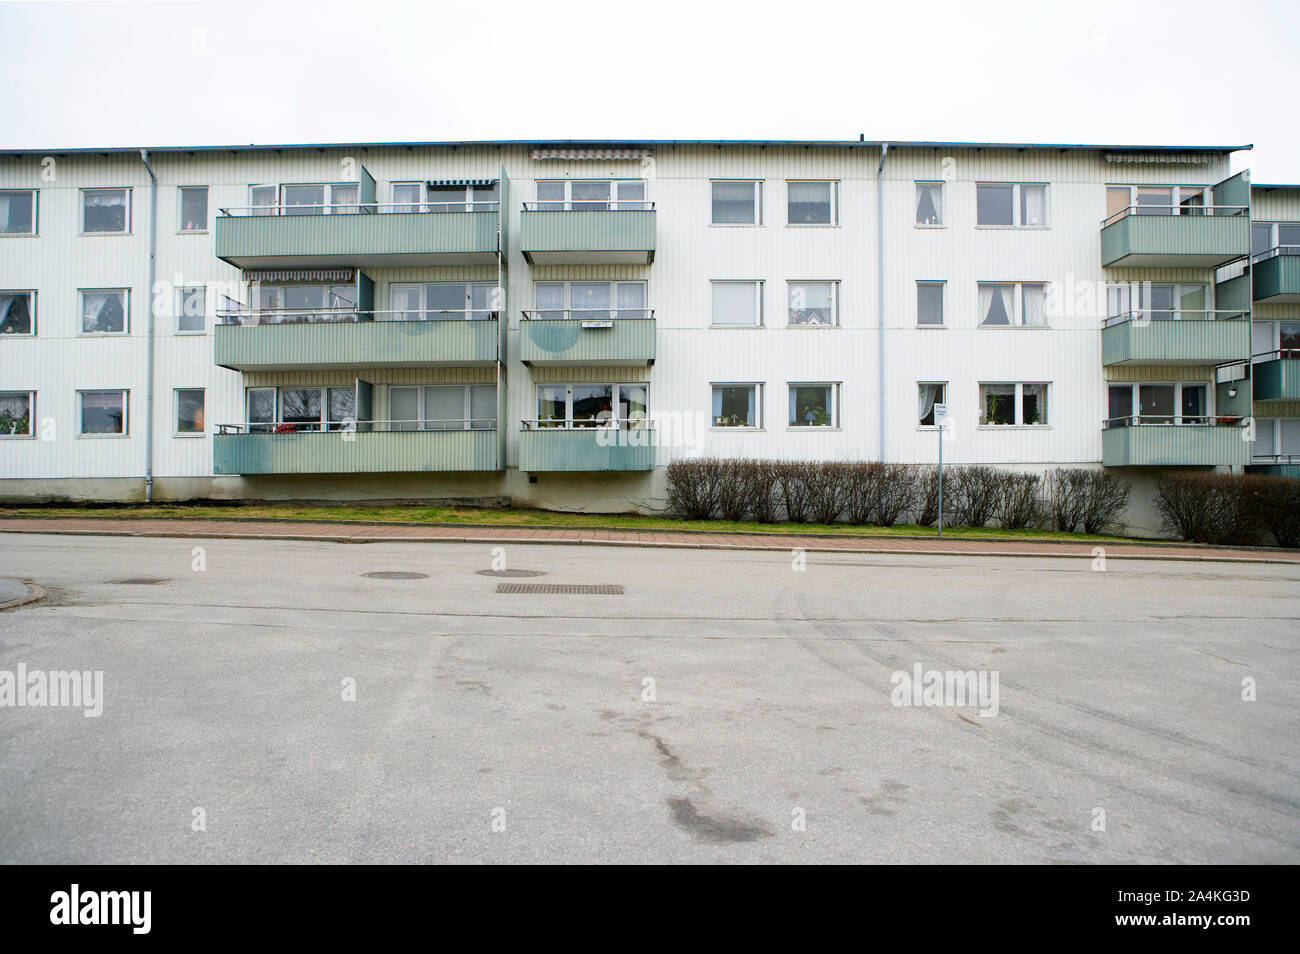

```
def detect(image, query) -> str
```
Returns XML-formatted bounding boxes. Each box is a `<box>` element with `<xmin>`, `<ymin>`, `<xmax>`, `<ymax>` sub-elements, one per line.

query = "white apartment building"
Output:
<box><xmin>1</xmin><ymin>139</ymin><xmax>1295</xmax><ymax>533</ymax></box>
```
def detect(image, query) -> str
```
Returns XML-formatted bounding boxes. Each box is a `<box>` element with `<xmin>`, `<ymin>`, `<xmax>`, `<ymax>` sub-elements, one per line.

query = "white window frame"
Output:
<box><xmin>787</xmin><ymin>381</ymin><xmax>839</xmax><ymax>430</ymax></box>
<box><xmin>1105</xmin><ymin>282</ymin><xmax>1211</xmax><ymax>322</ymax></box>
<box><xmin>917</xmin><ymin>381</ymin><xmax>948</xmax><ymax>427</ymax></box>
<box><xmin>0</xmin><ymin>390</ymin><xmax>35</xmax><ymax>438</ymax></box>
<box><xmin>77</xmin><ymin>389</ymin><xmax>129</xmax><ymax>437</ymax></box>
<box><xmin>978</xmin><ymin>382</ymin><xmax>1050</xmax><ymax>427</ymax></box>
<box><xmin>786</xmin><ymin>180</ymin><xmax>838</xmax><ymax>226</ymax></box>
<box><xmin>975</xmin><ymin>182</ymin><xmax>1048</xmax><ymax>228</ymax></box>
<box><xmin>391</xmin><ymin>182</ymin><xmax>425</xmax><ymax>211</ymax></box>
<box><xmin>710</xmin><ymin>180</ymin><xmax>763</xmax><ymax>226</ymax></box>
<box><xmin>534</xmin><ymin>180</ymin><xmax>646</xmax><ymax>211</ymax></box>
<box><xmin>710</xmin><ymin>382</ymin><xmax>763</xmax><ymax>430</ymax></box>
<box><xmin>786</xmin><ymin>280</ymin><xmax>839</xmax><ymax>327</ymax></box>
<box><xmin>0</xmin><ymin>189</ymin><xmax>38</xmax><ymax>236</ymax></box>
<box><xmin>710</xmin><ymin>280</ymin><xmax>763</xmax><ymax>327</ymax></box>
<box><xmin>534</xmin><ymin>383</ymin><xmax>649</xmax><ymax>429</ymax></box>
<box><xmin>1107</xmin><ymin>382</ymin><xmax>1210</xmax><ymax>426</ymax></box>
<box><xmin>389</xmin><ymin>281</ymin><xmax>498</xmax><ymax>320</ymax></box>
<box><xmin>174</xmin><ymin>388</ymin><xmax>205</xmax><ymax>437</ymax></box>
<box><xmin>978</xmin><ymin>282</ymin><xmax>1050</xmax><ymax>327</ymax></box>
<box><xmin>1106</xmin><ymin>184</ymin><xmax>1210</xmax><ymax>220</ymax></box>
<box><xmin>176</xmin><ymin>285</ymin><xmax>207</xmax><ymax>334</ymax></box>
<box><xmin>178</xmin><ymin>186</ymin><xmax>208</xmax><ymax>233</ymax></box>
<box><xmin>917</xmin><ymin>281</ymin><xmax>945</xmax><ymax>327</ymax></box>
<box><xmin>424</xmin><ymin>182</ymin><xmax>499</xmax><ymax>212</ymax></box>
<box><xmin>79</xmin><ymin>288</ymin><xmax>130</xmax><ymax>335</ymax></box>
<box><xmin>915</xmin><ymin>181</ymin><xmax>944</xmax><ymax>227</ymax></box>
<box><xmin>81</xmin><ymin>188</ymin><xmax>131</xmax><ymax>234</ymax></box>
<box><xmin>0</xmin><ymin>290</ymin><xmax>37</xmax><ymax>336</ymax></box>
<box><xmin>388</xmin><ymin>384</ymin><xmax>497</xmax><ymax>431</ymax></box>
<box><xmin>245</xmin><ymin>385</ymin><xmax>357</xmax><ymax>432</ymax></box>
<box><xmin>531</xmin><ymin>280</ymin><xmax>648</xmax><ymax>319</ymax></box>
<box><xmin>254</xmin><ymin>182</ymin><xmax>361</xmax><ymax>215</ymax></box>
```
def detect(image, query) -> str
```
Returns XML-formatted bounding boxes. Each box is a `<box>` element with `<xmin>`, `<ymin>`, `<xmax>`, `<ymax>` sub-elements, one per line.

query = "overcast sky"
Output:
<box><xmin>2</xmin><ymin>0</ymin><xmax>1297</xmax><ymax>181</ymax></box>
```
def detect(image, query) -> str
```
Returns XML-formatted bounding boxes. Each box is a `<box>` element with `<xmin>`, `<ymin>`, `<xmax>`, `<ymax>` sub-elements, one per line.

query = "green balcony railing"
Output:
<box><xmin>1252</xmin><ymin>354</ymin><xmax>1300</xmax><ymax>401</ymax></box>
<box><xmin>1251</xmin><ymin>248</ymin><xmax>1300</xmax><ymax>302</ymax></box>
<box><xmin>1100</xmin><ymin>207</ymin><xmax>1249</xmax><ymax>267</ymax></box>
<box><xmin>519</xmin><ymin>206</ymin><xmax>656</xmax><ymax>264</ymax></box>
<box><xmin>215</xmin><ymin>312</ymin><xmax>499</xmax><ymax>371</ymax></box>
<box><xmin>1100</xmin><ymin>312</ymin><xmax>1249</xmax><ymax>365</ymax></box>
<box><xmin>518</xmin><ymin>424</ymin><xmax>656</xmax><ymax>471</ymax></box>
<box><xmin>215</xmin><ymin>205</ymin><xmax>500</xmax><ymax>268</ymax></box>
<box><xmin>518</xmin><ymin>313</ymin><xmax>655</xmax><ymax>365</ymax></box>
<box><xmin>214</xmin><ymin>424</ymin><xmax>500</xmax><ymax>475</ymax></box>
<box><xmin>1101</xmin><ymin>418</ymin><xmax>1250</xmax><ymax>467</ymax></box>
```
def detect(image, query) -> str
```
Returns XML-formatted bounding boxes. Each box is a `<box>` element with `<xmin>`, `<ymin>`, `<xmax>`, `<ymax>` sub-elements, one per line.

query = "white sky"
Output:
<box><xmin>2</xmin><ymin>0</ymin><xmax>1297</xmax><ymax>181</ymax></box>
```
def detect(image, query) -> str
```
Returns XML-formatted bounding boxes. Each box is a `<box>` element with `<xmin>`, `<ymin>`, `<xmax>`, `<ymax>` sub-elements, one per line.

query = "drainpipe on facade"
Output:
<box><xmin>140</xmin><ymin>150</ymin><xmax>158</xmax><ymax>502</ymax></box>
<box><xmin>876</xmin><ymin>143</ymin><xmax>888</xmax><ymax>462</ymax></box>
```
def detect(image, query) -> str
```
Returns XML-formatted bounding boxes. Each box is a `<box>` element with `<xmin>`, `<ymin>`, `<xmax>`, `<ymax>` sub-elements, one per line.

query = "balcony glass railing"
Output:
<box><xmin>1251</xmin><ymin>244</ymin><xmax>1300</xmax><ymax>263</ymax></box>
<box><xmin>1101</xmin><ymin>204</ymin><xmax>1248</xmax><ymax>227</ymax></box>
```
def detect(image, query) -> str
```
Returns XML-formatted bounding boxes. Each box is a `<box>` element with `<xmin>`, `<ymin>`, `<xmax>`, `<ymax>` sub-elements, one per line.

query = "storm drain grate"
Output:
<box><xmin>363</xmin><ymin>571</ymin><xmax>430</xmax><ymax>580</ymax></box>
<box><xmin>495</xmin><ymin>583</ymin><xmax>623</xmax><ymax>595</ymax></box>
<box><xmin>476</xmin><ymin>569</ymin><xmax>545</xmax><ymax>578</ymax></box>
<box><xmin>109</xmin><ymin>578</ymin><xmax>171</xmax><ymax>585</ymax></box>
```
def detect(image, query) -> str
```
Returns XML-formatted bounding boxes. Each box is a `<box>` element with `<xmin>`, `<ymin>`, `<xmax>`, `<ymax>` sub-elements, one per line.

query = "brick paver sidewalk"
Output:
<box><xmin>2</xmin><ymin>516</ymin><xmax>1298</xmax><ymax>564</ymax></box>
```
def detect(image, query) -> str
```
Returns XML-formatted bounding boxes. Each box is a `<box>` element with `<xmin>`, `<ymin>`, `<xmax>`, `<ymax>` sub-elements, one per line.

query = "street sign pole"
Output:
<box><xmin>934</xmin><ymin>404</ymin><xmax>947</xmax><ymax>538</ymax></box>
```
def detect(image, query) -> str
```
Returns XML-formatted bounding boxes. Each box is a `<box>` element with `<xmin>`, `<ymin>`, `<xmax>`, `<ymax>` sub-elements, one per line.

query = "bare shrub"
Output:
<box><xmin>1043</xmin><ymin>468</ymin><xmax>1090</xmax><ymax>532</ymax></box>
<box><xmin>714</xmin><ymin>459</ymin><xmax>753</xmax><ymax>522</ymax></box>
<box><xmin>840</xmin><ymin>462</ymin><xmax>880</xmax><ymax>525</ymax></box>
<box><xmin>744</xmin><ymin>461</ymin><xmax>780</xmax><ymax>524</ymax></box>
<box><xmin>996</xmin><ymin>472</ymin><xmax>1042</xmax><ymax>530</ymax></box>
<box><xmin>875</xmin><ymin>463</ymin><xmax>917</xmax><ymax>527</ymax></box>
<box><xmin>1155</xmin><ymin>473</ymin><xmax>1260</xmax><ymax>544</ymax></box>
<box><xmin>1080</xmin><ymin>470</ymin><xmax>1131</xmax><ymax>535</ymax></box>
<box><xmin>947</xmin><ymin>465</ymin><xmax>1003</xmax><ymax>528</ymax></box>
<box><xmin>1246</xmin><ymin>475</ymin><xmax>1300</xmax><ymax>548</ymax></box>
<box><xmin>664</xmin><ymin>457</ymin><xmax>722</xmax><ymax>520</ymax></box>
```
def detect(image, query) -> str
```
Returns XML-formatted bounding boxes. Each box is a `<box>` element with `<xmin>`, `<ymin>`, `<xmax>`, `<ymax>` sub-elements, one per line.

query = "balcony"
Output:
<box><xmin>1252</xmin><ymin>352</ymin><xmax>1300</xmax><ymax>402</ymax></box>
<box><xmin>1247</xmin><ymin>457</ymin><xmax>1300</xmax><ymax>478</ymax></box>
<box><xmin>1101</xmin><ymin>417</ymin><xmax>1250</xmax><ymax>467</ymax></box>
<box><xmin>1251</xmin><ymin>248</ymin><xmax>1300</xmax><ymax>302</ymax></box>
<box><xmin>518</xmin><ymin>424</ymin><xmax>655</xmax><ymax>471</ymax></box>
<box><xmin>519</xmin><ymin>202</ymin><xmax>656</xmax><ymax>265</ymax></box>
<box><xmin>518</xmin><ymin>311</ymin><xmax>655</xmax><ymax>366</ymax></box>
<box><xmin>215</xmin><ymin>203</ymin><xmax>500</xmax><ymax>268</ymax></box>
<box><xmin>1100</xmin><ymin>206</ymin><xmax>1249</xmax><ymax>268</ymax></box>
<box><xmin>214</xmin><ymin>423</ymin><xmax>499</xmax><ymax>475</ymax></box>
<box><xmin>1100</xmin><ymin>311</ymin><xmax>1249</xmax><ymax>366</ymax></box>
<box><xmin>214</xmin><ymin>310</ymin><xmax>499</xmax><ymax>371</ymax></box>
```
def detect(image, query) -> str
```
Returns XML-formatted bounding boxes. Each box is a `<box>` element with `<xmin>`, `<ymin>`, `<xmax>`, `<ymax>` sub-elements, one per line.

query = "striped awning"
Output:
<box><xmin>241</xmin><ymin>268</ymin><xmax>355</xmax><ymax>283</ymax></box>
<box><xmin>427</xmin><ymin>178</ymin><xmax>497</xmax><ymax>187</ymax></box>
<box><xmin>1104</xmin><ymin>152</ymin><xmax>1217</xmax><ymax>165</ymax></box>
<box><xmin>530</xmin><ymin>148</ymin><xmax>652</xmax><ymax>161</ymax></box>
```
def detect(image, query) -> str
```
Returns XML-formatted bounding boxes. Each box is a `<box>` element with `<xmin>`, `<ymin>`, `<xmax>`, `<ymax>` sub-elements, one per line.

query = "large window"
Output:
<box><xmin>535</xmin><ymin>383</ymin><xmax>648</xmax><ymax>428</ymax></box>
<box><xmin>915</xmin><ymin>182</ymin><xmax>943</xmax><ymax>226</ymax></box>
<box><xmin>176</xmin><ymin>286</ymin><xmax>206</xmax><ymax>333</ymax></box>
<box><xmin>248</xmin><ymin>183</ymin><xmax>360</xmax><ymax>215</ymax></box>
<box><xmin>536</xmin><ymin>180</ymin><xmax>645</xmax><ymax>211</ymax></box>
<box><xmin>787</xmin><ymin>281</ymin><xmax>837</xmax><ymax>326</ymax></box>
<box><xmin>978</xmin><ymin>283</ymin><xmax>1047</xmax><ymax>327</ymax></box>
<box><xmin>1252</xmin><ymin>418</ymin><xmax>1300</xmax><ymax>461</ymax></box>
<box><xmin>246</xmin><ymin>386</ymin><xmax>357</xmax><ymax>432</ymax></box>
<box><xmin>711</xmin><ymin>383</ymin><xmax>761</xmax><ymax>428</ymax></box>
<box><xmin>1106</xmin><ymin>184</ymin><xmax>1209</xmax><ymax>220</ymax></box>
<box><xmin>0</xmin><ymin>190</ymin><xmax>36</xmax><ymax>234</ymax></box>
<box><xmin>79</xmin><ymin>390</ymin><xmax>128</xmax><ymax>435</ymax></box>
<box><xmin>0</xmin><ymin>291</ymin><xmax>35</xmax><ymax>335</ymax></box>
<box><xmin>82</xmin><ymin>188</ymin><xmax>129</xmax><ymax>233</ymax></box>
<box><xmin>390</xmin><ymin>385</ymin><xmax>496</xmax><ymax>431</ymax></box>
<box><xmin>918</xmin><ymin>382</ymin><xmax>947</xmax><ymax>426</ymax></box>
<box><xmin>711</xmin><ymin>180</ymin><xmax>761</xmax><ymax>225</ymax></box>
<box><xmin>1107</xmin><ymin>383</ymin><xmax>1208</xmax><ymax>425</ymax></box>
<box><xmin>1251</xmin><ymin>221</ymin><xmax>1300</xmax><ymax>257</ymax></box>
<box><xmin>788</xmin><ymin>383</ymin><xmax>838</xmax><ymax>428</ymax></box>
<box><xmin>247</xmin><ymin>283</ymin><xmax>356</xmax><ymax>322</ymax></box>
<box><xmin>917</xmin><ymin>282</ymin><xmax>944</xmax><ymax>326</ymax></box>
<box><xmin>976</xmin><ymin>183</ymin><xmax>1046</xmax><ymax>227</ymax></box>
<box><xmin>787</xmin><ymin>181</ymin><xmax>836</xmax><ymax>225</ymax></box>
<box><xmin>179</xmin><ymin>186</ymin><xmax>208</xmax><ymax>231</ymax></box>
<box><xmin>390</xmin><ymin>282</ymin><xmax>497</xmax><ymax>320</ymax></box>
<box><xmin>1106</xmin><ymin>282</ymin><xmax>1209</xmax><ymax>321</ymax></box>
<box><xmin>711</xmin><ymin>281</ymin><xmax>762</xmax><ymax>327</ymax></box>
<box><xmin>175</xmin><ymin>389</ymin><xmax>205</xmax><ymax>435</ymax></box>
<box><xmin>0</xmin><ymin>391</ymin><xmax>33</xmax><ymax>437</ymax></box>
<box><xmin>81</xmin><ymin>289</ymin><xmax>128</xmax><ymax>334</ymax></box>
<box><xmin>532</xmin><ymin>281</ymin><xmax>647</xmax><ymax>319</ymax></box>
<box><xmin>980</xmin><ymin>383</ymin><xmax>1048</xmax><ymax>426</ymax></box>
<box><xmin>425</xmin><ymin>182</ymin><xmax>499</xmax><ymax>212</ymax></box>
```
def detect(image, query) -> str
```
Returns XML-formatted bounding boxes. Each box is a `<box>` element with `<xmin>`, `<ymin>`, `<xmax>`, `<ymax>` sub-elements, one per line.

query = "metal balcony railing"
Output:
<box><xmin>1253</xmin><ymin>349</ymin><xmax>1300</xmax><ymax>362</ymax></box>
<box><xmin>216</xmin><ymin>308</ymin><xmax>499</xmax><ymax>326</ymax></box>
<box><xmin>520</xmin><ymin>309</ymin><xmax>654</xmax><ymax>320</ymax></box>
<box><xmin>521</xmin><ymin>201</ymin><xmax>655</xmax><ymax>212</ymax></box>
<box><xmin>1103</xmin><ymin>415</ymin><xmax>1240</xmax><ymax>429</ymax></box>
<box><xmin>520</xmin><ymin>419</ymin><xmax>655</xmax><ymax>430</ymax></box>
<box><xmin>1101</xmin><ymin>204</ymin><xmax>1248</xmax><ymax>227</ymax></box>
<box><xmin>217</xmin><ymin>201</ymin><xmax>500</xmax><ymax>216</ymax></box>
<box><xmin>1102</xmin><ymin>309</ymin><xmax>1249</xmax><ymax>328</ymax></box>
<box><xmin>1251</xmin><ymin>245</ymin><xmax>1300</xmax><ymax>263</ymax></box>
<box><xmin>217</xmin><ymin>419</ymin><xmax>497</xmax><ymax>434</ymax></box>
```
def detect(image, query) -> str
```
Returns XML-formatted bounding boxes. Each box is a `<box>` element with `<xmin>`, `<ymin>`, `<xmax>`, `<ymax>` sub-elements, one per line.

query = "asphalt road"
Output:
<box><xmin>1</xmin><ymin>531</ymin><xmax>1297</xmax><ymax>864</ymax></box>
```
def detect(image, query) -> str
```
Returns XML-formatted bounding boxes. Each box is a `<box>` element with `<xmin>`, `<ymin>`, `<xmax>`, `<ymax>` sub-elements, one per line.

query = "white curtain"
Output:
<box><xmin>424</xmin><ymin>386</ymin><xmax>463</xmax><ymax>430</ymax></box>
<box><xmin>918</xmin><ymin>383</ymin><xmax>941</xmax><ymax>423</ymax></box>
<box><xmin>83</xmin><ymin>292</ymin><xmax>124</xmax><ymax>332</ymax></box>
<box><xmin>1021</xmin><ymin>285</ymin><xmax>1046</xmax><ymax>326</ymax></box>
<box><xmin>1022</xmin><ymin>185</ymin><xmax>1046</xmax><ymax>226</ymax></box>
<box><xmin>0</xmin><ymin>194</ymin><xmax>9</xmax><ymax>230</ymax></box>
<box><xmin>713</xmin><ymin>282</ymin><xmax>757</xmax><ymax>326</ymax></box>
<box><xmin>979</xmin><ymin>285</ymin><xmax>1012</xmax><ymax>325</ymax></box>
<box><xmin>389</xmin><ymin>387</ymin><xmax>420</xmax><ymax>431</ymax></box>
<box><xmin>915</xmin><ymin>184</ymin><xmax>941</xmax><ymax>225</ymax></box>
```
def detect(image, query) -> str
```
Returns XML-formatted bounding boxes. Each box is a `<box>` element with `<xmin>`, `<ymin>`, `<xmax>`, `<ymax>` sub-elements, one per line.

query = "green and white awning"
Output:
<box><xmin>241</xmin><ymin>268</ymin><xmax>355</xmax><ymax>283</ymax></box>
<box><xmin>427</xmin><ymin>178</ymin><xmax>497</xmax><ymax>187</ymax></box>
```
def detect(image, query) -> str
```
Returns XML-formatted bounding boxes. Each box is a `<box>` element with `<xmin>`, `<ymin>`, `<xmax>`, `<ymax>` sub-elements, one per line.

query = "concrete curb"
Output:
<box><xmin>0</xmin><ymin>580</ymin><xmax>45</xmax><ymax>611</ymax></box>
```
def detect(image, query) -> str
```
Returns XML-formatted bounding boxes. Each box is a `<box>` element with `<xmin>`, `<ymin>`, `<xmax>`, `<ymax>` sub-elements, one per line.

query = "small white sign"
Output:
<box><xmin>933</xmin><ymin>403</ymin><xmax>949</xmax><ymax>428</ymax></box>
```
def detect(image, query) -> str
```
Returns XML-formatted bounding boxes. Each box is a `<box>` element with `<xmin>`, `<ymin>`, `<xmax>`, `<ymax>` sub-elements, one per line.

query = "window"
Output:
<box><xmin>280</xmin><ymin>183</ymin><xmax>360</xmax><ymax>215</ymax></box>
<box><xmin>976</xmin><ymin>183</ymin><xmax>1046</xmax><ymax>227</ymax></box>
<box><xmin>915</xmin><ymin>182</ymin><xmax>943</xmax><ymax>226</ymax></box>
<box><xmin>0</xmin><ymin>391</ymin><xmax>33</xmax><ymax>437</ymax></box>
<box><xmin>1106</xmin><ymin>282</ymin><xmax>1208</xmax><ymax>321</ymax></box>
<box><xmin>1251</xmin><ymin>221</ymin><xmax>1300</xmax><ymax>257</ymax></box>
<box><xmin>917</xmin><ymin>282</ymin><xmax>944</xmax><ymax>326</ymax></box>
<box><xmin>711</xmin><ymin>180</ymin><xmax>761</xmax><ymax>224</ymax></box>
<box><xmin>532</xmin><ymin>281</ymin><xmax>647</xmax><ymax>319</ymax></box>
<box><xmin>787</xmin><ymin>181</ymin><xmax>836</xmax><ymax>225</ymax></box>
<box><xmin>978</xmin><ymin>283</ymin><xmax>1048</xmax><ymax>326</ymax></box>
<box><xmin>788</xmin><ymin>383</ymin><xmax>838</xmax><ymax>428</ymax></box>
<box><xmin>534</xmin><ymin>383</ymin><xmax>648</xmax><ymax>428</ymax></box>
<box><xmin>711</xmin><ymin>281</ymin><xmax>762</xmax><ymax>326</ymax></box>
<box><xmin>79</xmin><ymin>390</ymin><xmax>128</xmax><ymax>435</ymax></box>
<box><xmin>250</xmin><ymin>185</ymin><xmax>277</xmax><ymax>214</ymax></box>
<box><xmin>0</xmin><ymin>291</ymin><xmax>35</xmax><ymax>335</ymax></box>
<box><xmin>712</xmin><ymin>384</ymin><xmax>761</xmax><ymax>428</ymax></box>
<box><xmin>0</xmin><ymin>190</ymin><xmax>36</xmax><ymax>234</ymax></box>
<box><xmin>392</xmin><ymin>182</ymin><xmax>424</xmax><ymax>211</ymax></box>
<box><xmin>426</xmin><ymin>182</ymin><xmax>499</xmax><ymax>211</ymax></box>
<box><xmin>82</xmin><ymin>188</ymin><xmax>129</xmax><ymax>233</ymax></box>
<box><xmin>248</xmin><ymin>283</ymin><xmax>356</xmax><ymax>322</ymax></box>
<box><xmin>175</xmin><ymin>389</ymin><xmax>205</xmax><ymax>435</ymax></box>
<box><xmin>246</xmin><ymin>386</ymin><xmax>357</xmax><ymax>432</ymax></box>
<box><xmin>535</xmin><ymin>180</ymin><xmax>645</xmax><ymax>211</ymax></box>
<box><xmin>391</xmin><ymin>282</ymin><xmax>497</xmax><ymax>320</ymax></box>
<box><xmin>918</xmin><ymin>382</ymin><xmax>946</xmax><ymax>426</ymax></box>
<box><xmin>1107</xmin><ymin>383</ymin><xmax>1208</xmax><ymax>425</ymax></box>
<box><xmin>81</xmin><ymin>289</ymin><xmax>128</xmax><ymax>334</ymax></box>
<box><xmin>980</xmin><ymin>383</ymin><xmax>1048</xmax><ymax>426</ymax></box>
<box><xmin>1252</xmin><ymin>419</ymin><xmax>1300</xmax><ymax>461</ymax></box>
<box><xmin>1106</xmin><ymin>184</ymin><xmax>1209</xmax><ymax>220</ymax></box>
<box><xmin>787</xmin><ymin>281</ymin><xmax>837</xmax><ymax>326</ymax></box>
<box><xmin>390</xmin><ymin>385</ymin><xmax>496</xmax><ymax>431</ymax></box>
<box><xmin>176</xmin><ymin>286</ymin><xmax>206</xmax><ymax>332</ymax></box>
<box><xmin>179</xmin><ymin>187</ymin><xmax>208</xmax><ymax>231</ymax></box>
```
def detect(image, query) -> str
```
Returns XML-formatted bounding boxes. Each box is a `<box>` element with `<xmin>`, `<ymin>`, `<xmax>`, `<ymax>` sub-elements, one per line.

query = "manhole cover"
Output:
<box><xmin>496</xmin><ymin>583</ymin><xmax>623</xmax><ymax>595</ymax></box>
<box><xmin>476</xmin><ymin>569</ymin><xmax>545</xmax><ymax>578</ymax></box>
<box><xmin>109</xmin><ymin>578</ymin><xmax>170</xmax><ymax>585</ymax></box>
<box><xmin>362</xmin><ymin>571</ymin><xmax>430</xmax><ymax>580</ymax></box>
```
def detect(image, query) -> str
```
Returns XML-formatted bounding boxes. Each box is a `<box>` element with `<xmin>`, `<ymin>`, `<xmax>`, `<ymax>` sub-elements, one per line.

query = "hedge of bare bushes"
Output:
<box><xmin>665</xmin><ymin>459</ymin><xmax>1134</xmax><ymax>535</ymax></box>
<box><xmin>1155</xmin><ymin>473</ymin><xmax>1300</xmax><ymax>547</ymax></box>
